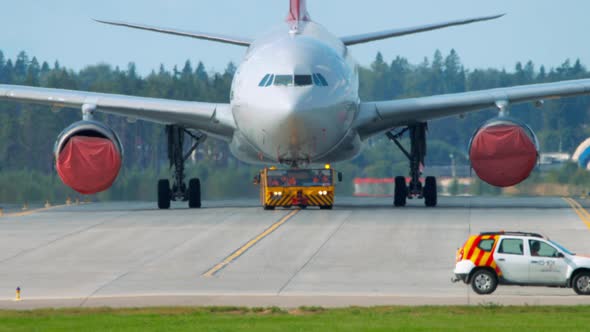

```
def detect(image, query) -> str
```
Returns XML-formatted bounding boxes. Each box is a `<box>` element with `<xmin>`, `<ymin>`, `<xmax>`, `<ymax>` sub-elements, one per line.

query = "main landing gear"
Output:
<box><xmin>158</xmin><ymin>125</ymin><xmax>207</xmax><ymax>210</ymax></box>
<box><xmin>387</xmin><ymin>122</ymin><xmax>437</xmax><ymax>208</ymax></box>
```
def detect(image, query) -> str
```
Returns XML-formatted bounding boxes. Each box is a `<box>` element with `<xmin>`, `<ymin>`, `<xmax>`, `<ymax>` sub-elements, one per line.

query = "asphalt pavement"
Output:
<box><xmin>1</xmin><ymin>196</ymin><xmax>589</xmax><ymax>308</ymax></box>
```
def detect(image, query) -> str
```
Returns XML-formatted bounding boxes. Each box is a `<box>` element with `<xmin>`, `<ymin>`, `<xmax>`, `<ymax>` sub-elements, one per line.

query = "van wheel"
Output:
<box><xmin>573</xmin><ymin>271</ymin><xmax>590</xmax><ymax>295</ymax></box>
<box><xmin>471</xmin><ymin>269</ymin><xmax>497</xmax><ymax>295</ymax></box>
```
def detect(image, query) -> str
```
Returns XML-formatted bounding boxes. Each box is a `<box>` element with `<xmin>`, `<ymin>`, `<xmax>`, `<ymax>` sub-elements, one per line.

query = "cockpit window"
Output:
<box><xmin>274</xmin><ymin>75</ymin><xmax>294</xmax><ymax>86</ymax></box>
<box><xmin>294</xmin><ymin>75</ymin><xmax>313</xmax><ymax>86</ymax></box>
<box><xmin>312</xmin><ymin>74</ymin><xmax>320</xmax><ymax>86</ymax></box>
<box><xmin>258</xmin><ymin>74</ymin><xmax>271</xmax><ymax>87</ymax></box>
<box><xmin>265</xmin><ymin>74</ymin><xmax>274</xmax><ymax>86</ymax></box>
<box><xmin>315</xmin><ymin>73</ymin><xmax>329</xmax><ymax>86</ymax></box>
<box><xmin>260</xmin><ymin>74</ymin><xmax>326</xmax><ymax>88</ymax></box>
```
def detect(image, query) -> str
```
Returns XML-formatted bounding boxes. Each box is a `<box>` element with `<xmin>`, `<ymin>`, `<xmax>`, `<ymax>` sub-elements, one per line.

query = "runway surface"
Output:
<box><xmin>1</xmin><ymin>196</ymin><xmax>590</xmax><ymax>309</ymax></box>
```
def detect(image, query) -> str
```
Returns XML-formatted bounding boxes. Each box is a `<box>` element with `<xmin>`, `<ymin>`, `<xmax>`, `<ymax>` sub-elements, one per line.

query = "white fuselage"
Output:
<box><xmin>228</xmin><ymin>21</ymin><xmax>362</xmax><ymax>166</ymax></box>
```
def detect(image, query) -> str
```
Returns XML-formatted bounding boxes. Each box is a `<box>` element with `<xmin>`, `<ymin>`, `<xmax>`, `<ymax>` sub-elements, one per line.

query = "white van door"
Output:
<box><xmin>494</xmin><ymin>238</ymin><xmax>529</xmax><ymax>283</ymax></box>
<box><xmin>527</xmin><ymin>239</ymin><xmax>568</xmax><ymax>285</ymax></box>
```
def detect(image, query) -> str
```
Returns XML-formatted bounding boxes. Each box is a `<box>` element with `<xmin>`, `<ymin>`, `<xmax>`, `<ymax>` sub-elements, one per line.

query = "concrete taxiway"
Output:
<box><xmin>1</xmin><ymin>196</ymin><xmax>590</xmax><ymax>309</ymax></box>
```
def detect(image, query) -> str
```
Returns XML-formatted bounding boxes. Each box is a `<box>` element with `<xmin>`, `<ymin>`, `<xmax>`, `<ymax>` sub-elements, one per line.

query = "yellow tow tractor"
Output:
<box><xmin>255</xmin><ymin>165</ymin><xmax>342</xmax><ymax>210</ymax></box>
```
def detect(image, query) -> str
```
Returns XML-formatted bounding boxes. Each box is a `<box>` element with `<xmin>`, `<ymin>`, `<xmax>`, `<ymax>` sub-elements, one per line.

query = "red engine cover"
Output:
<box><xmin>469</xmin><ymin>124</ymin><xmax>537</xmax><ymax>187</ymax></box>
<box><xmin>56</xmin><ymin>136</ymin><xmax>122</xmax><ymax>194</ymax></box>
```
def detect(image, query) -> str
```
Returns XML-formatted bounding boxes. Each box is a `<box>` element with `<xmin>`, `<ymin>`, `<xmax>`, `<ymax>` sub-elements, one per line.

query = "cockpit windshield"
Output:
<box><xmin>274</xmin><ymin>75</ymin><xmax>294</xmax><ymax>86</ymax></box>
<box><xmin>258</xmin><ymin>73</ymin><xmax>327</xmax><ymax>87</ymax></box>
<box><xmin>294</xmin><ymin>75</ymin><xmax>313</xmax><ymax>86</ymax></box>
<box><xmin>267</xmin><ymin>169</ymin><xmax>333</xmax><ymax>187</ymax></box>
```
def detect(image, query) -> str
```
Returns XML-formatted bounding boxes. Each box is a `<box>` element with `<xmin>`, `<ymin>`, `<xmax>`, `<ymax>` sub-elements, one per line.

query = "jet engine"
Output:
<box><xmin>468</xmin><ymin>118</ymin><xmax>539</xmax><ymax>187</ymax></box>
<box><xmin>54</xmin><ymin>121</ymin><xmax>123</xmax><ymax>194</ymax></box>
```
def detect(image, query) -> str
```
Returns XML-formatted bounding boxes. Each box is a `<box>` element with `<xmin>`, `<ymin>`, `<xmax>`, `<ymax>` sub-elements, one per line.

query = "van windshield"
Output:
<box><xmin>549</xmin><ymin>240</ymin><xmax>575</xmax><ymax>255</ymax></box>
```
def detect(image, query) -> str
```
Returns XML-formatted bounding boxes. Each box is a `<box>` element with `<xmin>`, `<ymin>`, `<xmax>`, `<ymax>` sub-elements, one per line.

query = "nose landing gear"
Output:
<box><xmin>158</xmin><ymin>125</ymin><xmax>206</xmax><ymax>210</ymax></box>
<box><xmin>387</xmin><ymin>122</ymin><xmax>437</xmax><ymax>207</ymax></box>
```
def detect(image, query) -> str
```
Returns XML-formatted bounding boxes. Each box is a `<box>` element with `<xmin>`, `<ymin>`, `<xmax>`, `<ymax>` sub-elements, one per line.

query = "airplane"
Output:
<box><xmin>2</xmin><ymin>0</ymin><xmax>590</xmax><ymax>209</ymax></box>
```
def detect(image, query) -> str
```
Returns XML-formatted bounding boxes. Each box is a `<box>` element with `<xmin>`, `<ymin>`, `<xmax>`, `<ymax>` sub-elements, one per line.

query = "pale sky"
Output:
<box><xmin>0</xmin><ymin>0</ymin><xmax>588</xmax><ymax>75</ymax></box>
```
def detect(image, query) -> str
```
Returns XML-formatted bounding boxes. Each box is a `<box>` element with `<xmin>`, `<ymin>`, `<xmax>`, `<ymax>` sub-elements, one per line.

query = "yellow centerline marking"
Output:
<box><xmin>563</xmin><ymin>198</ymin><xmax>590</xmax><ymax>229</ymax></box>
<box><xmin>3</xmin><ymin>205</ymin><xmax>65</xmax><ymax>217</ymax></box>
<box><xmin>203</xmin><ymin>209</ymin><xmax>301</xmax><ymax>277</ymax></box>
<box><xmin>1</xmin><ymin>203</ymin><xmax>89</xmax><ymax>218</ymax></box>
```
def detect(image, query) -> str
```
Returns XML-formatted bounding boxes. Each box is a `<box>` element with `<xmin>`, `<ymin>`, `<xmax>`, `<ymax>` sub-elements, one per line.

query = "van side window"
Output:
<box><xmin>529</xmin><ymin>240</ymin><xmax>560</xmax><ymax>257</ymax></box>
<box><xmin>498</xmin><ymin>239</ymin><xmax>523</xmax><ymax>255</ymax></box>
<box><xmin>478</xmin><ymin>239</ymin><xmax>495</xmax><ymax>252</ymax></box>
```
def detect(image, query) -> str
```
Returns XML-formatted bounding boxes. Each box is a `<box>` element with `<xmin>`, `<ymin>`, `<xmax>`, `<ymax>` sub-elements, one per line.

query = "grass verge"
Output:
<box><xmin>1</xmin><ymin>305</ymin><xmax>590</xmax><ymax>331</ymax></box>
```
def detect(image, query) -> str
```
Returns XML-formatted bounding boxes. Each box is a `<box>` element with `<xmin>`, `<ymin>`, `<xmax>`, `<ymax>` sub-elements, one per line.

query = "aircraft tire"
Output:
<box><xmin>394</xmin><ymin>176</ymin><xmax>407</xmax><ymax>207</ymax></box>
<box><xmin>188</xmin><ymin>178</ymin><xmax>202</xmax><ymax>209</ymax></box>
<box><xmin>158</xmin><ymin>179</ymin><xmax>171</xmax><ymax>210</ymax></box>
<box><xmin>424</xmin><ymin>176</ymin><xmax>437</xmax><ymax>207</ymax></box>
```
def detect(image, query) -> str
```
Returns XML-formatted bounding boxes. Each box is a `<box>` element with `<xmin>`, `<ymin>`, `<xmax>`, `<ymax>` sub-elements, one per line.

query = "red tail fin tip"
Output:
<box><xmin>287</xmin><ymin>0</ymin><xmax>311</xmax><ymax>22</ymax></box>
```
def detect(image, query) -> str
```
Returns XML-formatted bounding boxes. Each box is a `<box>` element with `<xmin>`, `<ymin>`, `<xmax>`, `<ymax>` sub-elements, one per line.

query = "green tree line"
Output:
<box><xmin>1</xmin><ymin>49</ymin><xmax>590</xmax><ymax>202</ymax></box>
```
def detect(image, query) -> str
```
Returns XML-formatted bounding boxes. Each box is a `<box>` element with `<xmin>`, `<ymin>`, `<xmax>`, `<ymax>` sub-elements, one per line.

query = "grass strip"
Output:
<box><xmin>1</xmin><ymin>305</ymin><xmax>589</xmax><ymax>331</ymax></box>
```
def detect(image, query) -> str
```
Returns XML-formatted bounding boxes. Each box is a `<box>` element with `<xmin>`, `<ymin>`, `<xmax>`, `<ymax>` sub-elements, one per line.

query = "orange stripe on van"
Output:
<box><xmin>474</xmin><ymin>248</ymin><xmax>486</xmax><ymax>265</ymax></box>
<box><xmin>465</xmin><ymin>236</ymin><xmax>480</xmax><ymax>260</ymax></box>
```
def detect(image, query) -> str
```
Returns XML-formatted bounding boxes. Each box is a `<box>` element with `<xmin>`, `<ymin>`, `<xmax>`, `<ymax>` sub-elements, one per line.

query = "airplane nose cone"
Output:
<box><xmin>276</xmin><ymin>92</ymin><xmax>317</xmax><ymax>131</ymax></box>
<box><xmin>264</xmin><ymin>91</ymin><xmax>318</xmax><ymax>157</ymax></box>
<box><xmin>236</xmin><ymin>86</ymin><xmax>352</xmax><ymax>164</ymax></box>
<box><xmin>275</xmin><ymin>91</ymin><xmax>313</xmax><ymax>117</ymax></box>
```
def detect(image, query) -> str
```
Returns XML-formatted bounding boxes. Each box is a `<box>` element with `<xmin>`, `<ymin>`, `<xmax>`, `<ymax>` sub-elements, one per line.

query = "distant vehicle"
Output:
<box><xmin>4</xmin><ymin>0</ymin><xmax>590</xmax><ymax>209</ymax></box>
<box><xmin>452</xmin><ymin>231</ymin><xmax>590</xmax><ymax>295</ymax></box>
<box><xmin>255</xmin><ymin>166</ymin><xmax>341</xmax><ymax>210</ymax></box>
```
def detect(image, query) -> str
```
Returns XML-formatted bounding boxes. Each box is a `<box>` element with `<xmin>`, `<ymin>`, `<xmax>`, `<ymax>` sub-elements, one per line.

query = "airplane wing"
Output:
<box><xmin>0</xmin><ymin>84</ymin><xmax>235</xmax><ymax>140</ymax></box>
<box><xmin>355</xmin><ymin>78</ymin><xmax>590</xmax><ymax>139</ymax></box>
<box><xmin>341</xmin><ymin>14</ymin><xmax>504</xmax><ymax>46</ymax></box>
<box><xmin>94</xmin><ymin>19</ymin><xmax>253</xmax><ymax>47</ymax></box>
